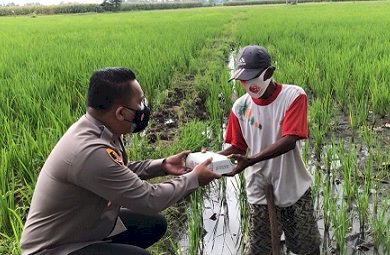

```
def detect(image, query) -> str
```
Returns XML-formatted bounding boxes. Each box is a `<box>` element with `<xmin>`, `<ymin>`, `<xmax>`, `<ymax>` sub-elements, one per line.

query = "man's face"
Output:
<box><xmin>125</xmin><ymin>80</ymin><xmax>145</xmax><ymax>113</ymax></box>
<box><xmin>113</xmin><ymin>79</ymin><xmax>146</xmax><ymax>135</ymax></box>
<box><xmin>239</xmin><ymin>67</ymin><xmax>272</xmax><ymax>99</ymax></box>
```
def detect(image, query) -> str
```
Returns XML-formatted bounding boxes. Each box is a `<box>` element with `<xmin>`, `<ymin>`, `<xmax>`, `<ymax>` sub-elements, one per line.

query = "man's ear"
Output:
<box><xmin>115</xmin><ymin>107</ymin><xmax>125</xmax><ymax>121</ymax></box>
<box><xmin>264</xmin><ymin>66</ymin><xmax>275</xmax><ymax>80</ymax></box>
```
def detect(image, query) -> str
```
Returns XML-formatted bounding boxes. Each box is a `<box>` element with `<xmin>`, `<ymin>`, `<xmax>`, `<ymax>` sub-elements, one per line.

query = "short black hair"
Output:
<box><xmin>87</xmin><ymin>67</ymin><xmax>136</xmax><ymax>111</ymax></box>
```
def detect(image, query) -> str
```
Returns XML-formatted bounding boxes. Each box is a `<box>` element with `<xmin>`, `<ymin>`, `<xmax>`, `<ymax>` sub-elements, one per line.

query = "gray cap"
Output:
<box><xmin>229</xmin><ymin>45</ymin><xmax>272</xmax><ymax>81</ymax></box>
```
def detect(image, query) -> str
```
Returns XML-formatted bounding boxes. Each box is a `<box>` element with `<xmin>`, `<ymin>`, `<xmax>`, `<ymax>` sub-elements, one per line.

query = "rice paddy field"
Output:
<box><xmin>1</xmin><ymin>1</ymin><xmax>390</xmax><ymax>254</ymax></box>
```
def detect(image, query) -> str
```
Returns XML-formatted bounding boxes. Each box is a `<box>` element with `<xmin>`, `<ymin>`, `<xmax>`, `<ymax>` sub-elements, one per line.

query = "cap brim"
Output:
<box><xmin>228</xmin><ymin>68</ymin><xmax>261</xmax><ymax>82</ymax></box>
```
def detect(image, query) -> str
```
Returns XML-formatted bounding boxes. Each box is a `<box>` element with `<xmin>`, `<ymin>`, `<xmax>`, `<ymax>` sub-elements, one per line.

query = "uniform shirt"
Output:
<box><xmin>21</xmin><ymin>113</ymin><xmax>199</xmax><ymax>255</ymax></box>
<box><xmin>225</xmin><ymin>83</ymin><xmax>312</xmax><ymax>207</ymax></box>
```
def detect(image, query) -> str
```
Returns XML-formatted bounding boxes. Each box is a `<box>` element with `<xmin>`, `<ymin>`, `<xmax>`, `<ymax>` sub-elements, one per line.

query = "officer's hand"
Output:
<box><xmin>223</xmin><ymin>154</ymin><xmax>252</xmax><ymax>177</ymax></box>
<box><xmin>193</xmin><ymin>158</ymin><xmax>221</xmax><ymax>186</ymax></box>
<box><xmin>163</xmin><ymin>150</ymin><xmax>191</xmax><ymax>176</ymax></box>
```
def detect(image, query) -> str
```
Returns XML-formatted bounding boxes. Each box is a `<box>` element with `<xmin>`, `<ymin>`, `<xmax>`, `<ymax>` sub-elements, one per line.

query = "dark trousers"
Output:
<box><xmin>70</xmin><ymin>208</ymin><xmax>167</xmax><ymax>255</ymax></box>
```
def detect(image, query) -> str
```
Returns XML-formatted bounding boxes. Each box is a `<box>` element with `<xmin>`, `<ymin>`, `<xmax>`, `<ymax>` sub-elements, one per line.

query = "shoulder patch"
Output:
<box><xmin>106</xmin><ymin>148</ymin><xmax>124</xmax><ymax>166</ymax></box>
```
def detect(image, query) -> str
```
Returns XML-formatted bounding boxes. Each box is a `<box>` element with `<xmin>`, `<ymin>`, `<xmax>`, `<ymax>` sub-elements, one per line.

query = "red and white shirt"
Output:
<box><xmin>225</xmin><ymin>83</ymin><xmax>312</xmax><ymax>207</ymax></box>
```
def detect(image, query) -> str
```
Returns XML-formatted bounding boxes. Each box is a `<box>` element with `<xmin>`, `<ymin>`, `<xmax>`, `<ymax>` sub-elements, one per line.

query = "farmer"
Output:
<box><xmin>220</xmin><ymin>45</ymin><xmax>321</xmax><ymax>254</ymax></box>
<box><xmin>20</xmin><ymin>67</ymin><xmax>221</xmax><ymax>255</ymax></box>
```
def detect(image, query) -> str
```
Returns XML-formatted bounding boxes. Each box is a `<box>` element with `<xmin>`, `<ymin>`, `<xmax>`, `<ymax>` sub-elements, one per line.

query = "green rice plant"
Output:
<box><xmin>370</xmin><ymin>196</ymin><xmax>388</xmax><ymax>252</ymax></box>
<box><xmin>324</xmin><ymin>141</ymin><xmax>337</xmax><ymax>185</ymax></box>
<box><xmin>0</xmin><ymin>149</ymin><xmax>16</xmax><ymax>237</ymax></box>
<box><xmin>369</xmin><ymin>80</ymin><xmax>390</xmax><ymax>118</ymax></box>
<box><xmin>6</xmin><ymin>208</ymin><xmax>23</xmax><ymax>255</ymax></box>
<box><xmin>219</xmin><ymin>173</ymin><xmax>227</xmax><ymax>197</ymax></box>
<box><xmin>348</xmin><ymin>98</ymin><xmax>369</xmax><ymax>143</ymax></box>
<box><xmin>308</xmin><ymin>96</ymin><xmax>334</xmax><ymax>163</ymax></box>
<box><xmin>301</xmin><ymin>141</ymin><xmax>310</xmax><ymax>167</ymax></box>
<box><xmin>321</xmin><ymin>142</ymin><xmax>339</xmax><ymax>237</ymax></box>
<box><xmin>321</xmin><ymin>170</ymin><xmax>334</xmax><ymax>235</ymax></box>
<box><xmin>356</xmin><ymin>187</ymin><xmax>369</xmax><ymax>240</ymax></box>
<box><xmin>385</xmin><ymin>216</ymin><xmax>390</xmax><ymax>255</ymax></box>
<box><xmin>170</xmin><ymin>121</ymin><xmax>211</xmax><ymax>153</ymax></box>
<box><xmin>330</xmin><ymin>200</ymin><xmax>349</xmax><ymax>254</ymax></box>
<box><xmin>338</xmin><ymin>144</ymin><xmax>358</xmax><ymax>209</ymax></box>
<box><xmin>310</xmin><ymin>125</ymin><xmax>325</xmax><ymax>164</ymax></box>
<box><xmin>231</xmin><ymin>172</ymin><xmax>248</xmax><ymax>252</ymax></box>
<box><xmin>358</xmin><ymin>125</ymin><xmax>374</xmax><ymax>150</ymax></box>
<box><xmin>167</xmin><ymin>237</ymin><xmax>181</xmax><ymax>255</ymax></box>
<box><xmin>356</xmin><ymin>153</ymin><xmax>373</xmax><ymax>240</ymax></box>
<box><xmin>371</xmin><ymin>180</ymin><xmax>379</xmax><ymax>219</ymax></box>
<box><xmin>369</xmin><ymin>141</ymin><xmax>388</xmax><ymax>220</ymax></box>
<box><xmin>191</xmin><ymin>41</ymin><xmax>233</xmax><ymax>151</ymax></box>
<box><xmin>187</xmin><ymin>189</ymin><xmax>204</xmax><ymax>255</ymax></box>
<box><xmin>311</xmin><ymin>167</ymin><xmax>322</xmax><ymax>211</ymax></box>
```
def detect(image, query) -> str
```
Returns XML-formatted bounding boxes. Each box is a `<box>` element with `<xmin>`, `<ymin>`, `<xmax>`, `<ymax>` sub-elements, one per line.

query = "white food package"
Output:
<box><xmin>185</xmin><ymin>151</ymin><xmax>235</xmax><ymax>175</ymax></box>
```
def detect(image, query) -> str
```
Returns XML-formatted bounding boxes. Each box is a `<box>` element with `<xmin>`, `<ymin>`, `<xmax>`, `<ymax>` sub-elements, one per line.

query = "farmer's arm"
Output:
<box><xmin>219</xmin><ymin>145</ymin><xmax>245</xmax><ymax>156</ymax></box>
<box><xmin>246</xmin><ymin>135</ymin><xmax>300</xmax><ymax>165</ymax></box>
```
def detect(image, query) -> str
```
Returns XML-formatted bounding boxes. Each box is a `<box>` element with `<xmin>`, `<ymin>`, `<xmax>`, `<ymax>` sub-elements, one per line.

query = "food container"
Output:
<box><xmin>185</xmin><ymin>151</ymin><xmax>235</xmax><ymax>175</ymax></box>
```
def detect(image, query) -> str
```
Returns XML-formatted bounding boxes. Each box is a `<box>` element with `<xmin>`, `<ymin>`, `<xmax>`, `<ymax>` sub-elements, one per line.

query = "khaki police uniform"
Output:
<box><xmin>21</xmin><ymin>113</ymin><xmax>199</xmax><ymax>255</ymax></box>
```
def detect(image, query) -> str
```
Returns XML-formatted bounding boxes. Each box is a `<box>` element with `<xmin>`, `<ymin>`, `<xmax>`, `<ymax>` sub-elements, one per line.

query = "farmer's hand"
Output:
<box><xmin>223</xmin><ymin>154</ymin><xmax>252</xmax><ymax>176</ymax></box>
<box><xmin>163</xmin><ymin>150</ymin><xmax>191</xmax><ymax>176</ymax></box>
<box><xmin>193</xmin><ymin>158</ymin><xmax>221</xmax><ymax>186</ymax></box>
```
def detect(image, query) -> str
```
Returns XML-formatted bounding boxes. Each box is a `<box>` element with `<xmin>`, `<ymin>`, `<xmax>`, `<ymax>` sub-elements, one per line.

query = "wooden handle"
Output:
<box><xmin>265</xmin><ymin>184</ymin><xmax>280</xmax><ymax>255</ymax></box>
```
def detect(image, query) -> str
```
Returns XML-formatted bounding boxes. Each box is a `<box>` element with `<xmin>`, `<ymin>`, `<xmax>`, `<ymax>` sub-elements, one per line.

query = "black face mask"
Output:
<box><xmin>131</xmin><ymin>105</ymin><xmax>150</xmax><ymax>133</ymax></box>
<box><xmin>123</xmin><ymin>99</ymin><xmax>150</xmax><ymax>133</ymax></box>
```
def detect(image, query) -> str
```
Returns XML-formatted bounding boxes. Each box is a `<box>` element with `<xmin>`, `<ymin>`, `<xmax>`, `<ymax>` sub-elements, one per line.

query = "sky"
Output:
<box><xmin>3</xmin><ymin>0</ymin><xmax>101</xmax><ymax>6</ymax></box>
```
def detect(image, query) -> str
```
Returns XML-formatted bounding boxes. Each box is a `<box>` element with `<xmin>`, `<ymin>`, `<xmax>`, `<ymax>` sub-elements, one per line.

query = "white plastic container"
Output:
<box><xmin>185</xmin><ymin>151</ymin><xmax>235</xmax><ymax>175</ymax></box>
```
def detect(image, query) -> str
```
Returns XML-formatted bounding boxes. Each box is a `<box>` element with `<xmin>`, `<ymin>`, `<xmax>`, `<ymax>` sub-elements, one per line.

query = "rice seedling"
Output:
<box><xmin>309</xmin><ymin>100</ymin><xmax>327</xmax><ymax>163</ymax></box>
<box><xmin>167</xmin><ymin>237</ymin><xmax>181</xmax><ymax>255</ymax></box>
<box><xmin>348</xmin><ymin>98</ymin><xmax>369</xmax><ymax>143</ymax></box>
<box><xmin>187</xmin><ymin>190</ymin><xmax>204</xmax><ymax>255</ymax></box>
<box><xmin>309</xmin><ymin>95</ymin><xmax>335</xmax><ymax>166</ymax></box>
<box><xmin>311</xmin><ymin>165</ymin><xmax>322</xmax><ymax>211</ymax></box>
<box><xmin>370</xmin><ymin>195</ymin><xmax>388</xmax><ymax>253</ymax></box>
<box><xmin>384</xmin><ymin>220</ymin><xmax>390</xmax><ymax>254</ymax></box>
<box><xmin>369</xmin><ymin>80</ymin><xmax>390</xmax><ymax>119</ymax></box>
<box><xmin>321</xmin><ymin>167</ymin><xmax>334</xmax><ymax>236</ymax></box>
<box><xmin>355</xmin><ymin>157</ymin><xmax>372</xmax><ymax>240</ymax></box>
<box><xmin>337</xmin><ymin>144</ymin><xmax>358</xmax><ymax>211</ymax></box>
<box><xmin>232</xmin><ymin>172</ymin><xmax>248</xmax><ymax>251</ymax></box>
<box><xmin>330</xmin><ymin>200</ymin><xmax>349</xmax><ymax>254</ymax></box>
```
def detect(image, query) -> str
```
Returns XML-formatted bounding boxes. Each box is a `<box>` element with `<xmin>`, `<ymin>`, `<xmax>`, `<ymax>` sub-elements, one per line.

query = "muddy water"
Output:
<box><xmin>176</xmin><ymin>177</ymin><xmax>245</xmax><ymax>255</ymax></box>
<box><xmin>202</xmin><ymin>177</ymin><xmax>243</xmax><ymax>254</ymax></box>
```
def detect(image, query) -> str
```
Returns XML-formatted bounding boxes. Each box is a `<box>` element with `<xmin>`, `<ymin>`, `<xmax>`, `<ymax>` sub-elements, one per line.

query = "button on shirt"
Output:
<box><xmin>21</xmin><ymin>113</ymin><xmax>199</xmax><ymax>255</ymax></box>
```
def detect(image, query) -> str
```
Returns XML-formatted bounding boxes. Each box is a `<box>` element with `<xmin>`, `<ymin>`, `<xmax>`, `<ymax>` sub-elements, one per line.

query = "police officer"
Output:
<box><xmin>21</xmin><ymin>67</ymin><xmax>221</xmax><ymax>255</ymax></box>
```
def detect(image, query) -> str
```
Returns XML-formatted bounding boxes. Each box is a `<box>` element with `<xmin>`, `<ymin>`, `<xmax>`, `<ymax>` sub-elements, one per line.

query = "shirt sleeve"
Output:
<box><xmin>127</xmin><ymin>159</ymin><xmax>166</xmax><ymax>180</ymax></box>
<box><xmin>225</xmin><ymin>111</ymin><xmax>248</xmax><ymax>151</ymax></box>
<box><xmin>281</xmin><ymin>94</ymin><xmax>308</xmax><ymax>139</ymax></box>
<box><xmin>74</xmin><ymin>148</ymin><xmax>199</xmax><ymax>215</ymax></box>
